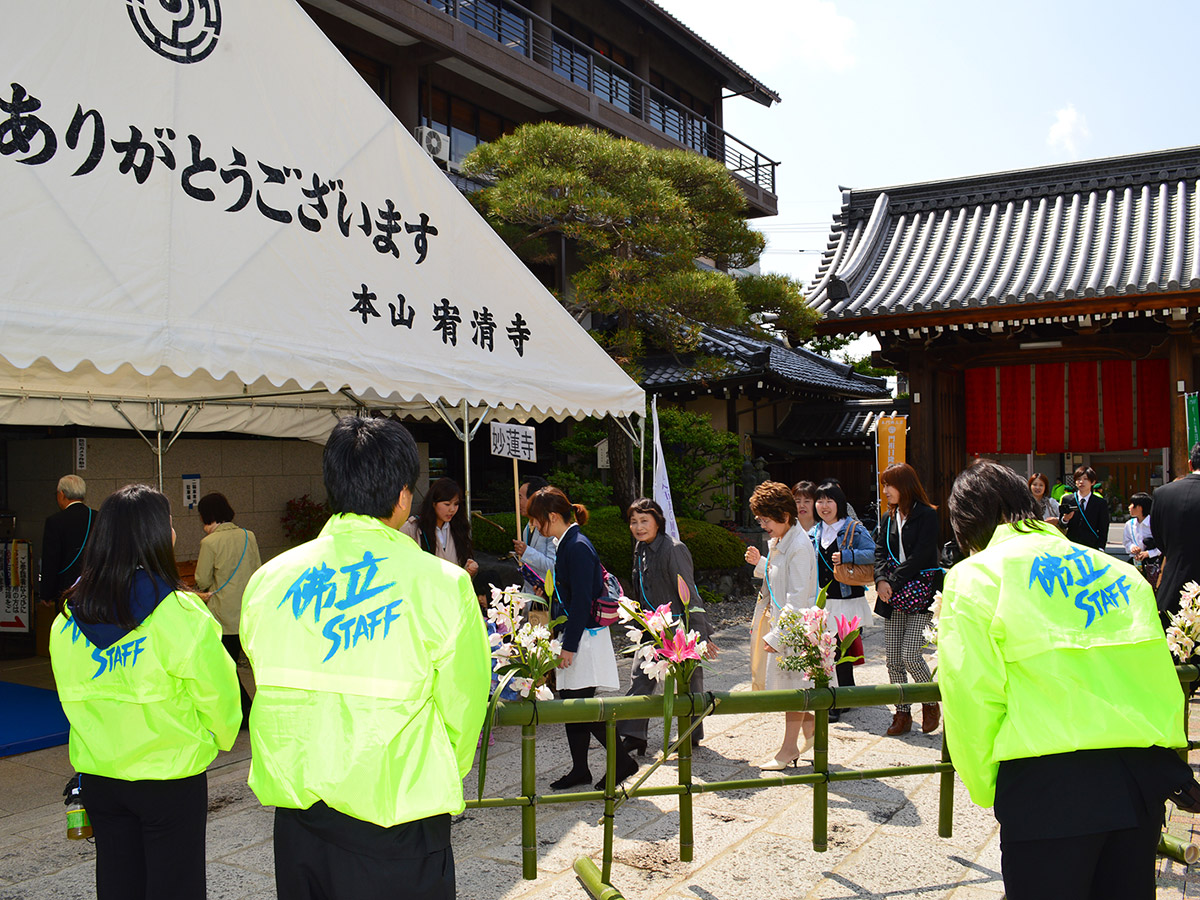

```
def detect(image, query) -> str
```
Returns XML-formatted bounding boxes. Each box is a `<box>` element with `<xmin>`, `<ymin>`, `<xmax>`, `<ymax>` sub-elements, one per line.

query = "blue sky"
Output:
<box><xmin>655</xmin><ymin>0</ymin><xmax>1199</xmax><ymax>292</ymax></box>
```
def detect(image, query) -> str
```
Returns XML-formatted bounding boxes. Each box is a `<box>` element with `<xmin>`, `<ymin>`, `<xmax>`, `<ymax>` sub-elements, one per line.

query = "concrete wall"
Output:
<box><xmin>7</xmin><ymin>436</ymin><xmax>327</xmax><ymax>568</ymax></box>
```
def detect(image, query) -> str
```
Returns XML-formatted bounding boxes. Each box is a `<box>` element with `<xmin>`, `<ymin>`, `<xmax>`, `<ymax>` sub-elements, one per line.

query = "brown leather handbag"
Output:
<box><xmin>833</xmin><ymin>519</ymin><xmax>875</xmax><ymax>587</ymax></box>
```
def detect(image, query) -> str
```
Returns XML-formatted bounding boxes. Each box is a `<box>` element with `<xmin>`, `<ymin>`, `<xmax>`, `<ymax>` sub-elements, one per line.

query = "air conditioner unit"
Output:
<box><xmin>414</xmin><ymin>126</ymin><xmax>449</xmax><ymax>163</ymax></box>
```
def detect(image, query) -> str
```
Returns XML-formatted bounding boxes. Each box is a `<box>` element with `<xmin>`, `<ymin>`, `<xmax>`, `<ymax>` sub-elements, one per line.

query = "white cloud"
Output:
<box><xmin>789</xmin><ymin>0</ymin><xmax>858</xmax><ymax>73</ymax></box>
<box><xmin>1046</xmin><ymin>104</ymin><xmax>1091</xmax><ymax>160</ymax></box>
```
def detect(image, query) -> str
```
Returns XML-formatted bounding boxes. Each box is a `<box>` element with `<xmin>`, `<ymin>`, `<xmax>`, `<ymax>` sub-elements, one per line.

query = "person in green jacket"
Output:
<box><xmin>240</xmin><ymin>416</ymin><xmax>490</xmax><ymax>900</ymax></box>
<box><xmin>939</xmin><ymin>459</ymin><xmax>1190</xmax><ymax>900</ymax></box>
<box><xmin>50</xmin><ymin>484</ymin><xmax>241</xmax><ymax>900</ymax></box>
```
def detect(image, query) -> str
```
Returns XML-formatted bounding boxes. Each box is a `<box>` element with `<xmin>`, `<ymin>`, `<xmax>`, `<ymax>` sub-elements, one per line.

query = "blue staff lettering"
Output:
<box><xmin>1028</xmin><ymin>546</ymin><xmax>1133</xmax><ymax>628</ymax></box>
<box><xmin>280</xmin><ymin>551</ymin><xmax>405</xmax><ymax>662</ymax></box>
<box><xmin>91</xmin><ymin>636</ymin><xmax>147</xmax><ymax>679</ymax></box>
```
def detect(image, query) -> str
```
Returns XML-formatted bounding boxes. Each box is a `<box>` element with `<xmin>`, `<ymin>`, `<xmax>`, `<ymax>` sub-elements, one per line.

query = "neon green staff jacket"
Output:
<box><xmin>50</xmin><ymin>591</ymin><xmax>241</xmax><ymax>780</ymax></box>
<box><xmin>240</xmin><ymin>513</ymin><xmax>490</xmax><ymax>828</ymax></box>
<box><xmin>938</xmin><ymin>522</ymin><xmax>1186</xmax><ymax>808</ymax></box>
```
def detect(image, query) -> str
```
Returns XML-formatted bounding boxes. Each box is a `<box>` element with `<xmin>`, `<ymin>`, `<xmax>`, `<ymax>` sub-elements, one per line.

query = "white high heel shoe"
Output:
<box><xmin>759</xmin><ymin>754</ymin><xmax>799</xmax><ymax>771</ymax></box>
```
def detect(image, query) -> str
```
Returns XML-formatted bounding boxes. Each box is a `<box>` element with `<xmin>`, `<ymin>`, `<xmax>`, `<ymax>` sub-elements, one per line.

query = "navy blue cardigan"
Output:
<box><xmin>550</xmin><ymin>525</ymin><xmax>604</xmax><ymax>653</ymax></box>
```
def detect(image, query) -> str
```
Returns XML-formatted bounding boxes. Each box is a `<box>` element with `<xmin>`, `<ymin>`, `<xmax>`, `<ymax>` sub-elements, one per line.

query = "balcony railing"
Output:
<box><xmin>423</xmin><ymin>0</ymin><xmax>778</xmax><ymax>196</ymax></box>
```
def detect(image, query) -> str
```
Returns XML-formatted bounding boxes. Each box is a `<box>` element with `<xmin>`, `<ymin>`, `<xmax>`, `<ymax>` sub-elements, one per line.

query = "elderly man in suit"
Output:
<box><xmin>39</xmin><ymin>475</ymin><xmax>95</xmax><ymax>610</ymax></box>
<box><xmin>1151</xmin><ymin>444</ymin><xmax>1200</xmax><ymax>620</ymax></box>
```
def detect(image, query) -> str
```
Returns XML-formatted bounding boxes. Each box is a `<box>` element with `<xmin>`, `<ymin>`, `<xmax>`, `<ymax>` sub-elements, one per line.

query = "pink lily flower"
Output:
<box><xmin>657</xmin><ymin>626</ymin><xmax>703</xmax><ymax>663</ymax></box>
<box><xmin>677</xmin><ymin>574</ymin><xmax>690</xmax><ymax>607</ymax></box>
<box><xmin>835</xmin><ymin>615</ymin><xmax>861</xmax><ymax>640</ymax></box>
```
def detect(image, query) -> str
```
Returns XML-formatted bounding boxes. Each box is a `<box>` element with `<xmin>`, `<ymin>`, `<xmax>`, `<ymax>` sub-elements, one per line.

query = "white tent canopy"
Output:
<box><xmin>0</xmin><ymin>0</ymin><xmax>643</xmax><ymax>456</ymax></box>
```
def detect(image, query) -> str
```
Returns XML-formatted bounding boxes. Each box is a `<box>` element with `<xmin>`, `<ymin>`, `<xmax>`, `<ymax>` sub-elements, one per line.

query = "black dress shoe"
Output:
<box><xmin>621</xmin><ymin>736</ymin><xmax>648</xmax><ymax>757</ymax></box>
<box><xmin>827</xmin><ymin>709</ymin><xmax>841</xmax><ymax>723</ymax></box>
<box><xmin>550</xmin><ymin>769</ymin><xmax>591</xmax><ymax>790</ymax></box>
<box><xmin>595</xmin><ymin>756</ymin><xmax>639</xmax><ymax>791</ymax></box>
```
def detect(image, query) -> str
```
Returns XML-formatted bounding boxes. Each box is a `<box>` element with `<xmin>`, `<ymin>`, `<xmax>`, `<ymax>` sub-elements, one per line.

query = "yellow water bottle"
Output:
<box><xmin>64</xmin><ymin>775</ymin><xmax>92</xmax><ymax>840</ymax></box>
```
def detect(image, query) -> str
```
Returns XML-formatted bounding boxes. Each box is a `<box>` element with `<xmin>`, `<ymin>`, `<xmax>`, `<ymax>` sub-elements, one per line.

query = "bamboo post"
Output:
<box><xmin>812</xmin><ymin>695</ymin><xmax>829</xmax><ymax>852</ymax></box>
<box><xmin>602</xmin><ymin>718</ymin><xmax>618</xmax><ymax>883</ymax></box>
<box><xmin>521</xmin><ymin>722</ymin><xmax>537</xmax><ymax>879</ymax></box>
<box><xmin>1160</xmin><ymin>831</ymin><xmax>1200</xmax><ymax>865</ymax></box>
<box><xmin>513</xmin><ymin>459</ymin><xmax>521</xmax><ymax>540</ymax></box>
<box><xmin>678</xmin><ymin>680</ymin><xmax>694</xmax><ymax>862</ymax></box>
<box><xmin>938</xmin><ymin>733</ymin><xmax>954</xmax><ymax>838</ymax></box>
<box><xmin>574</xmin><ymin>857</ymin><xmax>626</xmax><ymax>900</ymax></box>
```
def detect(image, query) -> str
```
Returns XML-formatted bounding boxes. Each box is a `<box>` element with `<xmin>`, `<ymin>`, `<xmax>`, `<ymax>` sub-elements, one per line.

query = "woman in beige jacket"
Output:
<box><xmin>195</xmin><ymin>492</ymin><xmax>261</xmax><ymax>726</ymax></box>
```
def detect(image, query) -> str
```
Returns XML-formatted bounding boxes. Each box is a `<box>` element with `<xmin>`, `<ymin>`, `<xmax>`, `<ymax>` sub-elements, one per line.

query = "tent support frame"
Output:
<box><xmin>110</xmin><ymin>400</ymin><xmax>204</xmax><ymax>491</ymax></box>
<box><xmin>431</xmin><ymin>400</ymin><xmax>492</xmax><ymax>517</ymax></box>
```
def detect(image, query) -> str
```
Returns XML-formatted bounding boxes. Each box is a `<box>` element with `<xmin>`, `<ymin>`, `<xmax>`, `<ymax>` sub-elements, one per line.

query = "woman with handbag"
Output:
<box><xmin>527</xmin><ymin>486</ymin><xmax>638</xmax><ymax>791</ymax></box>
<box><xmin>811</xmin><ymin>481</ymin><xmax>874</xmax><ymax>720</ymax></box>
<box><xmin>193</xmin><ymin>491</ymin><xmax>261</xmax><ymax>729</ymax></box>
<box><xmin>618</xmin><ymin>498</ymin><xmax>717</xmax><ymax>755</ymax></box>
<box><xmin>874</xmin><ymin>463</ymin><xmax>943</xmax><ymax>736</ymax></box>
<box><xmin>744</xmin><ymin>481</ymin><xmax>820</xmax><ymax>770</ymax></box>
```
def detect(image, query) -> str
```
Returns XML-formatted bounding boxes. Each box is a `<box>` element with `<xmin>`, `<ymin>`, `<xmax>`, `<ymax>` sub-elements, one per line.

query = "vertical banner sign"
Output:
<box><xmin>0</xmin><ymin>541</ymin><xmax>32</xmax><ymax>633</ymax></box>
<box><xmin>74</xmin><ymin>438</ymin><xmax>87</xmax><ymax>471</ymax></box>
<box><xmin>651</xmin><ymin>396</ymin><xmax>679</xmax><ymax>540</ymax></box>
<box><xmin>1187</xmin><ymin>393</ymin><xmax>1200</xmax><ymax>452</ymax></box>
<box><xmin>182</xmin><ymin>475</ymin><xmax>201</xmax><ymax>510</ymax></box>
<box><xmin>490</xmin><ymin>422</ymin><xmax>537</xmax><ymax>462</ymax></box>
<box><xmin>875</xmin><ymin>416</ymin><xmax>908</xmax><ymax>516</ymax></box>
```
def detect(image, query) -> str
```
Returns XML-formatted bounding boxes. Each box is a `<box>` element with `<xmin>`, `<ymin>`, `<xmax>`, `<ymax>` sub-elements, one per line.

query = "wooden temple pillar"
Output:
<box><xmin>1168</xmin><ymin>324</ymin><xmax>1194</xmax><ymax>478</ymax></box>
<box><xmin>903</xmin><ymin>351</ymin><xmax>962</xmax><ymax>541</ymax></box>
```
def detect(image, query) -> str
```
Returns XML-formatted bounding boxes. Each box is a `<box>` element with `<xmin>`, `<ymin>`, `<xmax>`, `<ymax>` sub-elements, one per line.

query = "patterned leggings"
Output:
<box><xmin>884</xmin><ymin>608</ymin><xmax>933</xmax><ymax>713</ymax></box>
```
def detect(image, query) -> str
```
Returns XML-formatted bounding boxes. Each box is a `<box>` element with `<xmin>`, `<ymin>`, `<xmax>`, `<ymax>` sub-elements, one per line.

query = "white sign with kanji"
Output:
<box><xmin>490</xmin><ymin>422</ymin><xmax>537</xmax><ymax>462</ymax></box>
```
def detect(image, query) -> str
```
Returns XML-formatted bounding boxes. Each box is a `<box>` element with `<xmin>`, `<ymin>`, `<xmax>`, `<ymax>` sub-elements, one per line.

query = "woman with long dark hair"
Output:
<box><xmin>811</xmin><ymin>480</ymin><xmax>874</xmax><ymax>719</ymax></box>
<box><xmin>50</xmin><ymin>484</ymin><xmax>241</xmax><ymax>900</ymax></box>
<box><xmin>402</xmin><ymin>477</ymin><xmax>479</xmax><ymax>577</ymax></box>
<box><xmin>874</xmin><ymin>463</ymin><xmax>943</xmax><ymax>736</ymax></box>
<box><xmin>940</xmin><ymin>460</ymin><xmax>1189</xmax><ymax>900</ymax></box>
<box><xmin>527</xmin><ymin>486</ymin><xmax>638</xmax><ymax>791</ymax></box>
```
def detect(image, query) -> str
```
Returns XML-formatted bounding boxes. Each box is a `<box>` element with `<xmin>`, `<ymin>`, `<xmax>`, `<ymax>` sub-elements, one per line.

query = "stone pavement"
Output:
<box><xmin>2</xmin><ymin>612</ymin><xmax>1198</xmax><ymax>899</ymax></box>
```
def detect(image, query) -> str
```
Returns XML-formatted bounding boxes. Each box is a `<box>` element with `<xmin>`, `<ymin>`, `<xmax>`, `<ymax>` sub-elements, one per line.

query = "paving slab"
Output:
<box><xmin>2</xmin><ymin>608</ymin><xmax>1199</xmax><ymax>899</ymax></box>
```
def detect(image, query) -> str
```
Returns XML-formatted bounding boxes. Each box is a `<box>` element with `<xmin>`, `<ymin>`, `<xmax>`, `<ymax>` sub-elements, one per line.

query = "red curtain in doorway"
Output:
<box><xmin>1101</xmin><ymin>359</ymin><xmax>1135</xmax><ymax>451</ymax></box>
<box><xmin>1067</xmin><ymin>361</ymin><xmax>1100</xmax><ymax>451</ymax></box>
<box><xmin>964</xmin><ymin>367</ymin><xmax>997</xmax><ymax>454</ymax></box>
<box><xmin>1137</xmin><ymin>358</ymin><xmax>1170</xmax><ymax>449</ymax></box>
<box><xmin>998</xmin><ymin>364</ymin><xmax>1032</xmax><ymax>454</ymax></box>
<box><xmin>1035</xmin><ymin>362</ymin><xmax>1066</xmax><ymax>453</ymax></box>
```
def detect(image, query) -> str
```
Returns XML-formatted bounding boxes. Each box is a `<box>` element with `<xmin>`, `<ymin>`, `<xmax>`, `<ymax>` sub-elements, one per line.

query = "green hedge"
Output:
<box><xmin>471</xmin><ymin>506</ymin><xmax>747</xmax><ymax>584</ymax></box>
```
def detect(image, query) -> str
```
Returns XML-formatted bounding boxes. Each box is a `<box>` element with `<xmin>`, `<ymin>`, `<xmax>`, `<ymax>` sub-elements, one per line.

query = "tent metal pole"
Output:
<box><xmin>461</xmin><ymin>399</ymin><xmax>472</xmax><ymax>518</ymax></box>
<box><xmin>155</xmin><ymin>401</ymin><xmax>164</xmax><ymax>492</ymax></box>
<box><xmin>639</xmin><ymin>414</ymin><xmax>646</xmax><ymax>497</ymax></box>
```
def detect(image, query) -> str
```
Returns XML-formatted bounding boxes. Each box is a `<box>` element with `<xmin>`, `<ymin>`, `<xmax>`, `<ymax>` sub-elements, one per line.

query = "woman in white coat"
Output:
<box><xmin>744</xmin><ymin>481</ymin><xmax>820</xmax><ymax>770</ymax></box>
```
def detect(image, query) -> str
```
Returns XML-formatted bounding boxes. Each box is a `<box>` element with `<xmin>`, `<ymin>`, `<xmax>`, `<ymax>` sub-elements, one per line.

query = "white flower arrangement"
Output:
<box><xmin>773</xmin><ymin>606</ymin><xmax>862</xmax><ymax>687</ymax></box>
<box><xmin>485</xmin><ymin>584</ymin><xmax>562</xmax><ymax>701</ymax></box>
<box><xmin>1166</xmin><ymin>581</ymin><xmax>1200</xmax><ymax>663</ymax></box>
<box><xmin>923</xmin><ymin>590</ymin><xmax>944</xmax><ymax>647</ymax></box>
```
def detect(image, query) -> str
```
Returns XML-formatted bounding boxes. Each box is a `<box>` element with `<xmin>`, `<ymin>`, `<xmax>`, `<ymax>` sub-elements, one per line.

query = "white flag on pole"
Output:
<box><xmin>651</xmin><ymin>396</ymin><xmax>680</xmax><ymax>539</ymax></box>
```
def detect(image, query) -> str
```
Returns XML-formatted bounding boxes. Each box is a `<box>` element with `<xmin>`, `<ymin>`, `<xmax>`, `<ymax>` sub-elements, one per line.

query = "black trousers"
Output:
<box><xmin>274</xmin><ymin>803</ymin><xmax>454</xmax><ymax>900</ymax></box>
<box><xmin>558</xmin><ymin>687</ymin><xmax>634</xmax><ymax>774</ymax></box>
<box><xmin>85</xmin><ymin>771</ymin><xmax>208</xmax><ymax>900</ymax></box>
<box><xmin>221</xmin><ymin>633</ymin><xmax>253</xmax><ymax>725</ymax></box>
<box><xmin>617</xmin><ymin>665</ymin><xmax>705</xmax><ymax>742</ymax></box>
<box><xmin>1001</xmin><ymin>817</ymin><xmax>1160</xmax><ymax>899</ymax></box>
